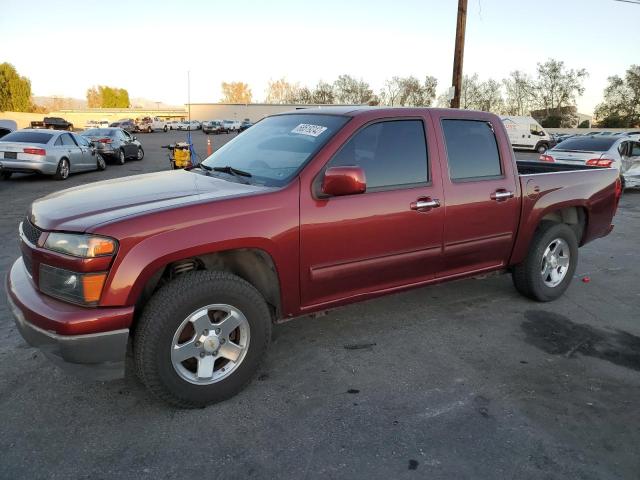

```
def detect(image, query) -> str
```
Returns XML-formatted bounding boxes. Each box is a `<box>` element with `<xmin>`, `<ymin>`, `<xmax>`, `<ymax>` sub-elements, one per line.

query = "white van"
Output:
<box><xmin>500</xmin><ymin>116</ymin><xmax>552</xmax><ymax>153</ymax></box>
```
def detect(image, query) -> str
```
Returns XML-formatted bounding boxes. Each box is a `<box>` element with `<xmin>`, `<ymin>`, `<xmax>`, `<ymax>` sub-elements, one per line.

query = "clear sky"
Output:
<box><xmin>1</xmin><ymin>0</ymin><xmax>638</xmax><ymax>114</ymax></box>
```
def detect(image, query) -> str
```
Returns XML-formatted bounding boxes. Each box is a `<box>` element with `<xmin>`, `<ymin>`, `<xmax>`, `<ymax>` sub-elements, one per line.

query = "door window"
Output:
<box><xmin>74</xmin><ymin>134</ymin><xmax>90</xmax><ymax>147</ymax></box>
<box><xmin>631</xmin><ymin>142</ymin><xmax>640</xmax><ymax>157</ymax></box>
<box><xmin>328</xmin><ymin>120</ymin><xmax>429</xmax><ymax>190</ymax></box>
<box><xmin>60</xmin><ymin>134</ymin><xmax>77</xmax><ymax>146</ymax></box>
<box><xmin>442</xmin><ymin>120</ymin><xmax>502</xmax><ymax>181</ymax></box>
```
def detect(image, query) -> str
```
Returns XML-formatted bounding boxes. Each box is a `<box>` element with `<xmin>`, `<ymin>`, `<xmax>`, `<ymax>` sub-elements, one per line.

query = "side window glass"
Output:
<box><xmin>632</xmin><ymin>142</ymin><xmax>640</xmax><ymax>157</ymax></box>
<box><xmin>442</xmin><ymin>119</ymin><xmax>502</xmax><ymax>181</ymax></box>
<box><xmin>328</xmin><ymin>120</ymin><xmax>429</xmax><ymax>189</ymax></box>
<box><xmin>60</xmin><ymin>134</ymin><xmax>77</xmax><ymax>146</ymax></box>
<box><xmin>618</xmin><ymin>142</ymin><xmax>628</xmax><ymax>156</ymax></box>
<box><xmin>55</xmin><ymin>136</ymin><xmax>63</xmax><ymax>146</ymax></box>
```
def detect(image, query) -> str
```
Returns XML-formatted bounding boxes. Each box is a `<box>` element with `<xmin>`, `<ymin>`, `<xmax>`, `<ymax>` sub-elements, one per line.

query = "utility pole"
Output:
<box><xmin>450</xmin><ymin>0</ymin><xmax>468</xmax><ymax>109</ymax></box>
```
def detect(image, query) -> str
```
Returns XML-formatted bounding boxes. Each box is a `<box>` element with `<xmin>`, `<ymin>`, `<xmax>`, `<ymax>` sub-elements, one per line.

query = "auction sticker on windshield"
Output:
<box><xmin>291</xmin><ymin>124</ymin><xmax>328</xmax><ymax>137</ymax></box>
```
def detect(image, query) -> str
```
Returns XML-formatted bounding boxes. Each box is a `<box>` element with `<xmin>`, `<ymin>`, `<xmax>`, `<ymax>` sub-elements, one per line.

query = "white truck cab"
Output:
<box><xmin>500</xmin><ymin>116</ymin><xmax>552</xmax><ymax>153</ymax></box>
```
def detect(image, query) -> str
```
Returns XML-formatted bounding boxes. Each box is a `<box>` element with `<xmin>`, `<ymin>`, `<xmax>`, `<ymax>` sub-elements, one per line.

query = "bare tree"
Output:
<box><xmin>220</xmin><ymin>81</ymin><xmax>252</xmax><ymax>104</ymax></box>
<box><xmin>311</xmin><ymin>81</ymin><xmax>335</xmax><ymax>104</ymax></box>
<box><xmin>503</xmin><ymin>70</ymin><xmax>535</xmax><ymax>116</ymax></box>
<box><xmin>380</xmin><ymin>77</ymin><xmax>403</xmax><ymax>106</ymax></box>
<box><xmin>265</xmin><ymin>78</ymin><xmax>301</xmax><ymax>104</ymax></box>
<box><xmin>333</xmin><ymin>75</ymin><xmax>373</xmax><ymax>104</ymax></box>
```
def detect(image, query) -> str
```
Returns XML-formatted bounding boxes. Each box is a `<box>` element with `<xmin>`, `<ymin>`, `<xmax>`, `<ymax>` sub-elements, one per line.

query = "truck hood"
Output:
<box><xmin>30</xmin><ymin>170</ymin><xmax>273</xmax><ymax>232</ymax></box>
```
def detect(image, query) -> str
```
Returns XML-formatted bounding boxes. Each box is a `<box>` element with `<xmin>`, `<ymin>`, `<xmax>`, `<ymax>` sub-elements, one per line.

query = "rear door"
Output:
<box><xmin>60</xmin><ymin>133</ymin><xmax>83</xmax><ymax>169</ymax></box>
<box><xmin>300</xmin><ymin>115</ymin><xmax>445</xmax><ymax>308</ymax></box>
<box><xmin>433</xmin><ymin>114</ymin><xmax>520</xmax><ymax>277</ymax></box>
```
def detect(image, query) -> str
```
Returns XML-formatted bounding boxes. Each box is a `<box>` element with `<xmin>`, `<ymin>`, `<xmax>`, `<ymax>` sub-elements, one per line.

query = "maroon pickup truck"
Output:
<box><xmin>6</xmin><ymin>108</ymin><xmax>621</xmax><ymax>407</ymax></box>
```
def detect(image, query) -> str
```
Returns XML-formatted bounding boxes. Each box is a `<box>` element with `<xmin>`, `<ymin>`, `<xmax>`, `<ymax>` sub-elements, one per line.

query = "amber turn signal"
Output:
<box><xmin>82</xmin><ymin>273</ymin><xmax>107</xmax><ymax>303</ymax></box>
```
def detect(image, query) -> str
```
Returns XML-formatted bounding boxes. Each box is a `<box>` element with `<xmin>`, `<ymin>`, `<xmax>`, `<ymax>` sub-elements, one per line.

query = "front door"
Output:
<box><xmin>300</xmin><ymin>117</ymin><xmax>445</xmax><ymax>308</ymax></box>
<box><xmin>434</xmin><ymin>116</ymin><xmax>520</xmax><ymax>276</ymax></box>
<box><xmin>60</xmin><ymin>133</ymin><xmax>82</xmax><ymax>171</ymax></box>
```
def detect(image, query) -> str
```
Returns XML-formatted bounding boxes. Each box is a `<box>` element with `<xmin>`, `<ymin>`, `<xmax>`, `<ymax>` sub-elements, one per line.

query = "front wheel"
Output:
<box><xmin>117</xmin><ymin>149</ymin><xmax>126</xmax><ymax>165</ymax></box>
<box><xmin>163</xmin><ymin>125</ymin><xmax>168</xmax><ymax>132</ymax></box>
<box><xmin>96</xmin><ymin>154</ymin><xmax>106</xmax><ymax>171</ymax></box>
<box><xmin>134</xmin><ymin>271</ymin><xmax>272</xmax><ymax>408</ymax></box>
<box><xmin>512</xmin><ymin>222</ymin><xmax>578</xmax><ymax>302</ymax></box>
<box><xmin>536</xmin><ymin>143</ymin><xmax>548</xmax><ymax>154</ymax></box>
<box><xmin>136</xmin><ymin>147</ymin><xmax>144</xmax><ymax>160</ymax></box>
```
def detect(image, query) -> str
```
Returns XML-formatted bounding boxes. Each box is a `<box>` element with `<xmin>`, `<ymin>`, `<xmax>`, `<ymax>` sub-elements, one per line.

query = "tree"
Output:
<box><xmin>311</xmin><ymin>81</ymin><xmax>335</xmax><ymax>104</ymax></box>
<box><xmin>578</xmin><ymin>120</ymin><xmax>590</xmax><ymax>128</ymax></box>
<box><xmin>381</xmin><ymin>76</ymin><xmax>438</xmax><ymax>107</ymax></box>
<box><xmin>503</xmin><ymin>70</ymin><xmax>535</xmax><ymax>116</ymax></box>
<box><xmin>380</xmin><ymin>77</ymin><xmax>403</xmax><ymax>106</ymax></box>
<box><xmin>534</xmin><ymin>59</ymin><xmax>587</xmax><ymax>117</ymax></box>
<box><xmin>265</xmin><ymin>78</ymin><xmax>302</xmax><ymax>104</ymax></box>
<box><xmin>333</xmin><ymin>75</ymin><xmax>373</xmax><ymax>104</ymax></box>
<box><xmin>86</xmin><ymin>85</ymin><xmax>130</xmax><ymax>108</ymax></box>
<box><xmin>594</xmin><ymin>65</ymin><xmax>640</xmax><ymax>128</ymax></box>
<box><xmin>0</xmin><ymin>62</ymin><xmax>33</xmax><ymax>112</ymax></box>
<box><xmin>477</xmin><ymin>79</ymin><xmax>504</xmax><ymax>113</ymax></box>
<box><xmin>220</xmin><ymin>81</ymin><xmax>252</xmax><ymax>104</ymax></box>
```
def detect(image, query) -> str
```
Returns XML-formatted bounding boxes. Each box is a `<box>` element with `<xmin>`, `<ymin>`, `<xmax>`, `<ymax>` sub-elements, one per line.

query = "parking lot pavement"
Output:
<box><xmin>0</xmin><ymin>137</ymin><xmax>639</xmax><ymax>479</ymax></box>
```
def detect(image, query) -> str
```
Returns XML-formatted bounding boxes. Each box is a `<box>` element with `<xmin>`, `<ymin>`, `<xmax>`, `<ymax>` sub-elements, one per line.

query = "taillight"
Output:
<box><xmin>23</xmin><ymin>147</ymin><xmax>46</xmax><ymax>156</ymax></box>
<box><xmin>539</xmin><ymin>154</ymin><xmax>554</xmax><ymax>162</ymax></box>
<box><xmin>97</xmin><ymin>138</ymin><xmax>112</xmax><ymax>144</ymax></box>
<box><xmin>586</xmin><ymin>158</ymin><xmax>614</xmax><ymax>167</ymax></box>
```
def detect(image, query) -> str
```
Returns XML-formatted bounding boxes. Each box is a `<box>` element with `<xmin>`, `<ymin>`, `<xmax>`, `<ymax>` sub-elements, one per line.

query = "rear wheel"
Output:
<box><xmin>512</xmin><ymin>222</ymin><xmax>578</xmax><ymax>302</ymax></box>
<box><xmin>54</xmin><ymin>158</ymin><xmax>70</xmax><ymax>180</ymax></box>
<box><xmin>163</xmin><ymin>125</ymin><xmax>168</xmax><ymax>132</ymax></box>
<box><xmin>96</xmin><ymin>154</ymin><xmax>106</xmax><ymax>171</ymax></box>
<box><xmin>134</xmin><ymin>271</ymin><xmax>272</xmax><ymax>408</ymax></box>
<box><xmin>1</xmin><ymin>172</ymin><xmax>13</xmax><ymax>180</ymax></box>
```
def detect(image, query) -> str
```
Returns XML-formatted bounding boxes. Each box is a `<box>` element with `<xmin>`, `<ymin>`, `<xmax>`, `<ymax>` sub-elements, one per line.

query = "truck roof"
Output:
<box><xmin>276</xmin><ymin>106</ymin><xmax>494</xmax><ymax>117</ymax></box>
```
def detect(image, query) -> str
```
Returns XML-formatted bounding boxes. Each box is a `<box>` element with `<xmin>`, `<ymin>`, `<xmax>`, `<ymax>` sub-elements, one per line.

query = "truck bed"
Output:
<box><xmin>516</xmin><ymin>160</ymin><xmax>605</xmax><ymax>175</ymax></box>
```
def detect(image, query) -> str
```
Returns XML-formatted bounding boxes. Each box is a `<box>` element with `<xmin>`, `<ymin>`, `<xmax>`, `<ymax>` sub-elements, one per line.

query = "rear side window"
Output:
<box><xmin>60</xmin><ymin>134</ymin><xmax>77</xmax><ymax>146</ymax></box>
<box><xmin>442</xmin><ymin>120</ymin><xmax>502</xmax><ymax>181</ymax></box>
<box><xmin>1</xmin><ymin>132</ymin><xmax>54</xmax><ymax>144</ymax></box>
<box><xmin>329</xmin><ymin>120</ymin><xmax>428</xmax><ymax>189</ymax></box>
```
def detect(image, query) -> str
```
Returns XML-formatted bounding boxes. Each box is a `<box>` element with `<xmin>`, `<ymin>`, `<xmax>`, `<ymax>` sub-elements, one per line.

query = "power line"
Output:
<box><xmin>612</xmin><ymin>0</ymin><xmax>640</xmax><ymax>4</ymax></box>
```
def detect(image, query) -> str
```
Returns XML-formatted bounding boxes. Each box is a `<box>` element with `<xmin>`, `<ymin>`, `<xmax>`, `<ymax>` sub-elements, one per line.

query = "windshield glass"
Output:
<box><xmin>201</xmin><ymin>114</ymin><xmax>349</xmax><ymax>186</ymax></box>
<box><xmin>0</xmin><ymin>131</ymin><xmax>54</xmax><ymax>144</ymax></box>
<box><xmin>82</xmin><ymin>129</ymin><xmax>116</xmax><ymax>137</ymax></box>
<box><xmin>553</xmin><ymin>137</ymin><xmax>618</xmax><ymax>152</ymax></box>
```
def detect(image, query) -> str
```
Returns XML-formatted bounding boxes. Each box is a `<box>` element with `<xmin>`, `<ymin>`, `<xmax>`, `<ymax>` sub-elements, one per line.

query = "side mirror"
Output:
<box><xmin>321</xmin><ymin>166</ymin><xmax>366</xmax><ymax>197</ymax></box>
<box><xmin>132</xmin><ymin>136</ymin><xmax>137</xmax><ymax>141</ymax></box>
<box><xmin>539</xmin><ymin>131</ymin><xmax>546</xmax><ymax>136</ymax></box>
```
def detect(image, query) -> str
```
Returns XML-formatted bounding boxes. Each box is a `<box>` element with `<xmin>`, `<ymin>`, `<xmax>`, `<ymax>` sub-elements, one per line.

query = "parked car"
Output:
<box><xmin>500</xmin><ymin>116</ymin><xmax>552</xmax><ymax>153</ymax></box>
<box><xmin>177</xmin><ymin>120</ymin><xmax>201</xmax><ymax>131</ymax></box>
<box><xmin>0</xmin><ymin>119</ymin><xmax>17</xmax><ymax>139</ymax></box>
<box><xmin>542</xmin><ymin>135</ymin><xmax>640</xmax><ymax>190</ymax></box>
<box><xmin>0</xmin><ymin>129</ymin><xmax>106</xmax><ymax>180</ymax></box>
<box><xmin>6</xmin><ymin>107</ymin><xmax>622</xmax><ymax>407</ymax></box>
<box><xmin>81</xmin><ymin>128</ymin><xmax>144</xmax><ymax>165</ymax></box>
<box><xmin>239</xmin><ymin>120</ymin><xmax>253</xmax><ymax>132</ymax></box>
<box><xmin>222</xmin><ymin>119</ymin><xmax>240</xmax><ymax>133</ymax></box>
<box><xmin>84</xmin><ymin>119</ymin><xmax>110</xmax><ymax>130</ymax></box>
<box><xmin>109</xmin><ymin>119</ymin><xmax>136</xmax><ymax>132</ymax></box>
<box><xmin>168</xmin><ymin>121</ymin><xmax>181</xmax><ymax>130</ymax></box>
<box><xmin>136</xmin><ymin>116</ymin><xmax>169</xmax><ymax>133</ymax></box>
<box><xmin>202</xmin><ymin>120</ymin><xmax>224</xmax><ymax>134</ymax></box>
<box><xmin>30</xmin><ymin>117</ymin><xmax>74</xmax><ymax>131</ymax></box>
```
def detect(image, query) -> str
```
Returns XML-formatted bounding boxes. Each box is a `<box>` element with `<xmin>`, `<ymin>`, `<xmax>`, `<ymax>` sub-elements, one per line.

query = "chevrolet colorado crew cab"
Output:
<box><xmin>6</xmin><ymin>107</ymin><xmax>621</xmax><ymax>408</ymax></box>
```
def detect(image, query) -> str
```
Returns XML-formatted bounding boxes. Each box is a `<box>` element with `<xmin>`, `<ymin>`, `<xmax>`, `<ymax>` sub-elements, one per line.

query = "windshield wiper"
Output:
<box><xmin>212</xmin><ymin>165</ymin><xmax>252</xmax><ymax>177</ymax></box>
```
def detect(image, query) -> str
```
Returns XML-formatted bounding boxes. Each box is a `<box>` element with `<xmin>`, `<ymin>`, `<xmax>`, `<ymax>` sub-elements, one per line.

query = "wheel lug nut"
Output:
<box><xmin>203</xmin><ymin>329</ymin><xmax>209</xmax><ymax>335</ymax></box>
<box><xmin>220</xmin><ymin>339</ymin><xmax>226</xmax><ymax>344</ymax></box>
<box><xmin>215</xmin><ymin>328</ymin><xmax>221</xmax><ymax>335</ymax></box>
<box><xmin>213</xmin><ymin>350</ymin><xmax>218</xmax><ymax>356</ymax></box>
<box><xmin>195</xmin><ymin>341</ymin><xmax>201</xmax><ymax>347</ymax></box>
<box><xmin>199</xmin><ymin>352</ymin><xmax>205</xmax><ymax>358</ymax></box>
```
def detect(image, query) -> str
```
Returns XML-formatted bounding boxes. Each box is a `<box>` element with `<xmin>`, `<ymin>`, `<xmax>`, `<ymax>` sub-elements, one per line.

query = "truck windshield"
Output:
<box><xmin>554</xmin><ymin>137</ymin><xmax>618</xmax><ymax>152</ymax></box>
<box><xmin>200</xmin><ymin>114</ymin><xmax>349</xmax><ymax>186</ymax></box>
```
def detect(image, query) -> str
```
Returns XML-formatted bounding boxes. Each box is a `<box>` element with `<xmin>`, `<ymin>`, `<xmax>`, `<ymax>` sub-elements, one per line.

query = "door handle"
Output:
<box><xmin>411</xmin><ymin>198</ymin><xmax>440</xmax><ymax>210</ymax></box>
<box><xmin>491</xmin><ymin>190</ymin><xmax>514</xmax><ymax>201</ymax></box>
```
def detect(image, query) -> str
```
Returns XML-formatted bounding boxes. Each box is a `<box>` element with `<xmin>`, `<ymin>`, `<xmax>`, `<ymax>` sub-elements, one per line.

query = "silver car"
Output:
<box><xmin>543</xmin><ymin>135</ymin><xmax>640</xmax><ymax>190</ymax></box>
<box><xmin>0</xmin><ymin>129</ymin><xmax>106</xmax><ymax>180</ymax></box>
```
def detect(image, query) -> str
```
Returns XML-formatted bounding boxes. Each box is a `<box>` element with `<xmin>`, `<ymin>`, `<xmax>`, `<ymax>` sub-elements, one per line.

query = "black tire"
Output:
<box><xmin>163</xmin><ymin>125</ymin><xmax>168</xmax><ymax>132</ymax></box>
<box><xmin>512</xmin><ymin>221</ymin><xmax>578</xmax><ymax>302</ymax></box>
<box><xmin>1</xmin><ymin>172</ymin><xmax>13</xmax><ymax>180</ymax></box>
<box><xmin>96</xmin><ymin>154</ymin><xmax>106</xmax><ymax>171</ymax></box>
<box><xmin>136</xmin><ymin>147</ymin><xmax>144</xmax><ymax>160</ymax></box>
<box><xmin>536</xmin><ymin>142</ymin><xmax>548</xmax><ymax>154</ymax></box>
<box><xmin>117</xmin><ymin>148</ymin><xmax>126</xmax><ymax>165</ymax></box>
<box><xmin>620</xmin><ymin>175</ymin><xmax>626</xmax><ymax>192</ymax></box>
<box><xmin>134</xmin><ymin>271</ymin><xmax>272</xmax><ymax>408</ymax></box>
<box><xmin>53</xmin><ymin>158</ymin><xmax>70</xmax><ymax>180</ymax></box>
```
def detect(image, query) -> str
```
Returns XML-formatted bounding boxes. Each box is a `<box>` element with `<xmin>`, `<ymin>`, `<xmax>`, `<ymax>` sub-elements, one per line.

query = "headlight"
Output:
<box><xmin>39</xmin><ymin>264</ymin><xmax>107</xmax><ymax>305</ymax></box>
<box><xmin>44</xmin><ymin>233</ymin><xmax>117</xmax><ymax>258</ymax></box>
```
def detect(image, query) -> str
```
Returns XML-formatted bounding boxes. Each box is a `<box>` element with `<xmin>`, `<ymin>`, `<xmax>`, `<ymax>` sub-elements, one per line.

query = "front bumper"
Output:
<box><xmin>6</xmin><ymin>258</ymin><xmax>133</xmax><ymax>380</ymax></box>
<box><xmin>0</xmin><ymin>159</ymin><xmax>57</xmax><ymax>175</ymax></box>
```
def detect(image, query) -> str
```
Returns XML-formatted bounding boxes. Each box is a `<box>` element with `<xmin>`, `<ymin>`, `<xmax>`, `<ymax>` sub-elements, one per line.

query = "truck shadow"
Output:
<box><xmin>522</xmin><ymin>310</ymin><xmax>640</xmax><ymax>371</ymax></box>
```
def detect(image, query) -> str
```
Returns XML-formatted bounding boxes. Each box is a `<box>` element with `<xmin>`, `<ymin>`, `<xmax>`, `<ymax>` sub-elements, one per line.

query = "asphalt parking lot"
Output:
<box><xmin>0</xmin><ymin>131</ymin><xmax>638</xmax><ymax>479</ymax></box>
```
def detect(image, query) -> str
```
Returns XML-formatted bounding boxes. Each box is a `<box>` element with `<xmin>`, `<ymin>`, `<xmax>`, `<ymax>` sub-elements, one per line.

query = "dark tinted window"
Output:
<box><xmin>329</xmin><ymin>120</ymin><xmax>428</xmax><ymax>189</ymax></box>
<box><xmin>554</xmin><ymin>137</ymin><xmax>617</xmax><ymax>152</ymax></box>
<box><xmin>631</xmin><ymin>142</ymin><xmax>640</xmax><ymax>157</ymax></box>
<box><xmin>0</xmin><ymin>128</ymin><xmax>11</xmax><ymax>139</ymax></box>
<box><xmin>442</xmin><ymin>120</ymin><xmax>502</xmax><ymax>180</ymax></box>
<box><xmin>0</xmin><ymin>131</ymin><xmax>54</xmax><ymax>144</ymax></box>
<box><xmin>60</xmin><ymin>134</ymin><xmax>77</xmax><ymax>146</ymax></box>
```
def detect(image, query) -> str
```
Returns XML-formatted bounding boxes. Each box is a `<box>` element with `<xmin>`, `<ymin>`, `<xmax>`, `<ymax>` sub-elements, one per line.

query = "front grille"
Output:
<box><xmin>21</xmin><ymin>218</ymin><xmax>42</xmax><ymax>246</ymax></box>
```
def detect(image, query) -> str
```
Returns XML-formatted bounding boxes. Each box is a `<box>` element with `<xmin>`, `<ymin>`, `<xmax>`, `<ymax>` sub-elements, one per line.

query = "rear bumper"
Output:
<box><xmin>6</xmin><ymin>258</ymin><xmax>133</xmax><ymax>380</ymax></box>
<box><xmin>0</xmin><ymin>159</ymin><xmax>57</xmax><ymax>175</ymax></box>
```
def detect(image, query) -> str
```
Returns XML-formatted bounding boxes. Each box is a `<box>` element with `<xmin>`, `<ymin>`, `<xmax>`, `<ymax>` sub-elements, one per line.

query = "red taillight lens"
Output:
<box><xmin>97</xmin><ymin>138</ymin><xmax>112</xmax><ymax>144</ymax></box>
<box><xmin>586</xmin><ymin>158</ymin><xmax>614</xmax><ymax>167</ymax></box>
<box><xmin>23</xmin><ymin>148</ymin><xmax>46</xmax><ymax>156</ymax></box>
<box><xmin>539</xmin><ymin>154</ymin><xmax>554</xmax><ymax>162</ymax></box>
